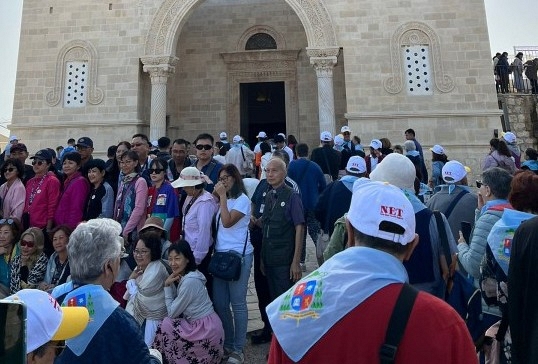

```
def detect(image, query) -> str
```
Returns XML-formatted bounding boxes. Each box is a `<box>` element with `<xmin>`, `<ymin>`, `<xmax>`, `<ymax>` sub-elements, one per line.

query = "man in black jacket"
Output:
<box><xmin>310</xmin><ymin>131</ymin><xmax>341</xmax><ymax>182</ymax></box>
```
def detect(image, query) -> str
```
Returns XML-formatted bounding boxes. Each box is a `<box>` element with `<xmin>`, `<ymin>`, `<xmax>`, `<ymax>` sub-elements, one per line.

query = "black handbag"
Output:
<box><xmin>208</xmin><ymin>215</ymin><xmax>248</xmax><ymax>281</ymax></box>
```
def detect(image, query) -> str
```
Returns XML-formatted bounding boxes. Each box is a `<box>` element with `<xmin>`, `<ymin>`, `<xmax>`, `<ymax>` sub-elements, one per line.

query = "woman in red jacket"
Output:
<box><xmin>23</xmin><ymin>149</ymin><xmax>61</xmax><ymax>255</ymax></box>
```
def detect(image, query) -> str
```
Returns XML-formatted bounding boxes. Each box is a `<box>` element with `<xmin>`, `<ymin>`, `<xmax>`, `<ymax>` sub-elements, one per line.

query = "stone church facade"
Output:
<box><xmin>12</xmin><ymin>0</ymin><xmax>502</xmax><ymax>178</ymax></box>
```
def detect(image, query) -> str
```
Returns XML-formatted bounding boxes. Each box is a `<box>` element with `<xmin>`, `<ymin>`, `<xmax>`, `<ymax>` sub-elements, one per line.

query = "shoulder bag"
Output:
<box><xmin>208</xmin><ymin>215</ymin><xmax>248</xmax><ymax>281</ymax></box>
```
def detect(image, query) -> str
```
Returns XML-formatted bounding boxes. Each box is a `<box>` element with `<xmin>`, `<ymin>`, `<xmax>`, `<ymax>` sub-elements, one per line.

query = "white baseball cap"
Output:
<box><xmin>334</xmin><ymin>135</ymin><xmax>344</xmax><ymax>146</ymax></box>
<box><xmin>502</xmin><ymin>131</ymin><xmax>516</xmax><ymax>144</ymax></box>
<box><xmin>442</xmin><ymin>160</ymin><xmax>467</xmax><ymax>183</ymax></box>
<box><xmin>341</xmin><ymin>126</ymin><xmax>351</xmax><ymax>133</ymax></box>
<box><xmin>151</xmin><ymin>140</ymin><xmax>158</xmax><ymax>148</ymax></box>
<box><xmin>348</xmin><ymin>179</ymin><xmax>416</xmax><ymax>245</ymax></box>
<box><xmin>3</xmin><ymin>289</ymin><xmax>89</xmax><ymax>353</ymax></box>
<box><xmin>370</xmin><ymin>153</ymin><xmax>416</xmax><ymax>190</ymax></box>
<box><xmin>9</xmin><ymin>136</ymin><xmax>19</xmax><ymax>142</ymax></box>
<box><xmin>430</xmin><ymin>144</ymin><xmax>445</xmax><ymax>155</ymax></box>
<box><xmin>232</xmin><ymin>135</ymin><xmax>242</xmax><ymax>143</ymax></box>
<box><xmin>256</xmin><ymin>131</ymin><xmax>267</xmax><ymax>138</ymax></box>
<box><xmin>346</xmin><ymin>156</ymin><xmax>367</xmax><ymax>174</ymax></box>
<box><xmin>171</xmin><ymin>167</ymin><xmax>206</xmax><ymax>188</ymax></box>
<box><xmin>219</xmin><ymin>132</ymin><xmax>227</xmax><ymax>140</ymax></box>
<box><xmin>370</xmin><ymin>139</ymin><xmax>382</xmax><ymax>150</ymax></box>
<box><xmin>320</xmin><ymin>131</ymin><xmax>332</xmax><ymax>142</ymax></box>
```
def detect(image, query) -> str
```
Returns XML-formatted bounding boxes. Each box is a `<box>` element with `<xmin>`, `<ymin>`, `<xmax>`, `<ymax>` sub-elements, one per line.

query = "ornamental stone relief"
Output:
<box><xmin>144</xmin><ymin>0</ymin><xmax>337</xmax><ymax>58</ymax></box>
<box><xmin>384</xmin><ymin>21</ymin><xmax>454</xmax><ymax>95</ymax></box>
<box><xmin>46</xmin><ymin>40</ymin><xmax>103</xmax><ymax>107</ymax></box>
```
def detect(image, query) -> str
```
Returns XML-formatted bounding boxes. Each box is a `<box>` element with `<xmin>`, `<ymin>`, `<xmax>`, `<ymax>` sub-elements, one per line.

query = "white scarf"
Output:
<box><xmin>266</xmin><ymin>247</ymin><xmax>409</xmax><ymax>362</ymax></box>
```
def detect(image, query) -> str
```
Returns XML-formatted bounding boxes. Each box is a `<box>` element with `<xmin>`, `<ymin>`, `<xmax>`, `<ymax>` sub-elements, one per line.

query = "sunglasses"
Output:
<box><xmin>149</xmin><ymin>168</ymin><xmax>164</xmax><ymax>174</ymax></box>
<box><xmin>195</xmin><ymin>144</ymin><xmax>213</xmax><ymax>151</ymax></box>
<box><xmin>20</xmin><ymin>239</ymin><xmax>35</xmax><ymax>248</ymax></box>
<box><xmin>0</xmin><ymin>218</ymin><xmax>14</xmax><ymax>225</ymax></box>
<box><xmin>31</xmin><ymin>160</ymin><xmax>46</xmax><ymax>166</ymax></box>
<box><xmin>3</xmin><ymin>167</ymin><xmax>15</xmax><ymax>173</ymax></box>
<box><xmin>476</xmin><ymin>180</ymin><xmax>486</xmax><ymax>188</ymax></box>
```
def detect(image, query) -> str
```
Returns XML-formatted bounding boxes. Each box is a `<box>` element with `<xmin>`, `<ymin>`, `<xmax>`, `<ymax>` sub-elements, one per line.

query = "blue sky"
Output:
<box><xmin>0</xmin><ymin>0</ymin><xmax>536</xmax><ymax>131</ymax></box>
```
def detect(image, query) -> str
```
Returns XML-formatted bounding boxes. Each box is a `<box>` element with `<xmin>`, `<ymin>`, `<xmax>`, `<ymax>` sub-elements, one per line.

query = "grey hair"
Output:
<box><xmin>67</xmin><ymin>219</ymin><xmax>123</xmax><ymax>283</ymax></box>
<box><xmin>482</xmin><ymin>167</ymin><xmax>513</xmax><ymax>199</ymax></box>
<box><xmin>272</xmin><ymin>150</ymin><xmax>290</xmax><ymax>167</ymax></box>
<box><xmin>403</xmin><ymin>140</ymin><xmax>416</xmax><ymax>152</ymax></box>
<box><xmin>267</xmin><ymin>157</ymin><xmax>287</xmax><ymax>174</ymax></box>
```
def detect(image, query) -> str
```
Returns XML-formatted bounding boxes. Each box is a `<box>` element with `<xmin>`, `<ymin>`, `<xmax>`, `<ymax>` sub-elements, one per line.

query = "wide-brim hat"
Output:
<box><xmin>171</xmin><ymin>166</ymin><xmax>205</xmax><ymax>188</ymax></box>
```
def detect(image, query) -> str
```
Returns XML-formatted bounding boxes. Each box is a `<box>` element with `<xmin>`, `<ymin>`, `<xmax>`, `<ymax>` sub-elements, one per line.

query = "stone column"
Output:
<box><xmin>307</xmin><ymin>47</ymin><xmax>340</xmax><ymax>135</ymax></box>
<box><xmin>141</xmin><ymin>56</ymin><xmax>178</xmax><ymax>140</ymax></box>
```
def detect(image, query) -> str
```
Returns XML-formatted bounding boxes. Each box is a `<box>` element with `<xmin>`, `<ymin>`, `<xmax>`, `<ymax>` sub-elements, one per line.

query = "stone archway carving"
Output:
<box><xmin>144</xmin><ymin>0</ymin><xmax>337</xmax><ymax>58</ymax></box>
<box><xmin>142</xmin><ymin>0</ymin><xmax>339</xmax><ymax>139</ymax></box>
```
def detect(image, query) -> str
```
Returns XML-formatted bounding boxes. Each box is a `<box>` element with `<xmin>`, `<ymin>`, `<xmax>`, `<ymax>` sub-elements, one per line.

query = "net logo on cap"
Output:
<box><xmin>380</xmin><ymin>205</ymin><xmax>403</xmax><ymax>219</ymax></box>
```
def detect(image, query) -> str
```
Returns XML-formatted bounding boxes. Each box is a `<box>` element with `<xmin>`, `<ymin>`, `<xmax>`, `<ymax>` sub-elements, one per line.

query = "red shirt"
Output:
<box><xmin>268</xmin><ymin>283</ymin><xmax>477</xmax><ymax>364</ymax></box>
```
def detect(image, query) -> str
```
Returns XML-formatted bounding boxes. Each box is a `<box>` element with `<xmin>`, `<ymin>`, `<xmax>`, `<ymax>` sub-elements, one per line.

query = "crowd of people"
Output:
<box><xmin>492</xmin><ymin>51</ymin><xmax>538</xmax><ymax>94</ymax></box>
<box><xmin>0</xmin><ymin>127</ymin><xmax>537</xmax><ymax>364</ymax></box>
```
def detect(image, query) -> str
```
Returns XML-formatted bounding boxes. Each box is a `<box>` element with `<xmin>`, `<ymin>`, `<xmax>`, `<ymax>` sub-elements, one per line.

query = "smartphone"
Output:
<box><xmin>461</xmin><ymin>221</ymin><xmax>472</xmax><ymax>243</ymax></box>
<box><xmin>0</xmin><ymin>301</ymin><xmax>26</xmax><ymax>364</ymax></box>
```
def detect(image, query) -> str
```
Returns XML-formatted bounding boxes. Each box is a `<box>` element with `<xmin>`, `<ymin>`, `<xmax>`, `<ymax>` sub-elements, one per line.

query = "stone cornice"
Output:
<box><xmin>346</xmin><ymin>109</ymin><xmax>503</xmax><ymax>119</ymax></box>
<box><xmin>9</xmin><ymin>120</ymin><xmax>148</xmax><ymax>130</ymax></box>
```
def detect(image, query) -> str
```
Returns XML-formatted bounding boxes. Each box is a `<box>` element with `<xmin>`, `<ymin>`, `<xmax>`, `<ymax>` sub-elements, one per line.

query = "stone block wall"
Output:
<box><xmin>500</xmin><ymin>94</ymin><xmax>538</xmax><ymax>152</ymax></box>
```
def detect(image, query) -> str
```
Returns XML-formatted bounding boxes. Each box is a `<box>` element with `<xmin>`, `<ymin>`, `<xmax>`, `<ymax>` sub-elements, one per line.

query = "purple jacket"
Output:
<box><xmin>54</xmin><ymin>172</ymin><xmax>90</xmax><ymax>229</ymax></box>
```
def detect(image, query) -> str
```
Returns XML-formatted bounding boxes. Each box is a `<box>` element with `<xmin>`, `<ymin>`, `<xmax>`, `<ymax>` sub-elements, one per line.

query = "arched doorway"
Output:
<box><xmin>141</xmin><ymin>0</ymin><xmax>339</xmax><ymax>141</ymax></box>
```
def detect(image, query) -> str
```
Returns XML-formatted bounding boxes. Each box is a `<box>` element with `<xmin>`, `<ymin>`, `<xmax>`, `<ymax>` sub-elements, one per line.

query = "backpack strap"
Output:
<box><xmin>379</xmin><ymin>284</ymin><xmax>419</xmax><ymax>364</ymax></box>
<box><xmin>443</xmin><ymin>188</ymin><xmax>469</xmax><ymax>219</ymax></box>
<box><xmin>434</xmin><ymin>210</ymin><xmax>452</xmax><ymax>268</ymax></box>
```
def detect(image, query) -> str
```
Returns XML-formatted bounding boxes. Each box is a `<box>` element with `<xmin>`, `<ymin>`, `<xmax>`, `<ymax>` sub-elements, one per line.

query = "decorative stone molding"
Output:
<box><xmin>141</xmin><ymin>56</ymin><xmax>178</xmax><ymax>83</ymax></box>
<box><xmin>237</xmin><ymin>25</ymin><xmax>286</xmax><ymax>51</ymax></box>
<box><xmin>144</xmin><ymin>0</ymin><xmax>338</xmax><ymax>57</ymax></box>
<box><xmin>346</xmin><ymin>109</ymin><xmax>503</xmax><ymax>120</ymax></box>
<box><xmin>384</xmin><ymin>22</ymin><xmax>454</xmax><ymax>94</ymax></box>
<box><xmin>46</xmin><ymin>40</ymin><xmax>103</xmax><ymax>106</ymax></box>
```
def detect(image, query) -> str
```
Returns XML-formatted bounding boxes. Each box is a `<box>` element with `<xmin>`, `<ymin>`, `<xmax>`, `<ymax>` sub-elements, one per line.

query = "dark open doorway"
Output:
<box><xmin>240</xmin><ymin>82</ymin><xmax>286</xmax><ymax>147</ymax></box>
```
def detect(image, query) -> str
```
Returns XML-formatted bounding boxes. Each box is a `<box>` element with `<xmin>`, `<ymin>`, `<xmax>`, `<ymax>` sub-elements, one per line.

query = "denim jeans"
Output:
<box><xmin>212</xmin><ymin>252</ymin><xmax>253</xmax><ymax>353</ymax></box>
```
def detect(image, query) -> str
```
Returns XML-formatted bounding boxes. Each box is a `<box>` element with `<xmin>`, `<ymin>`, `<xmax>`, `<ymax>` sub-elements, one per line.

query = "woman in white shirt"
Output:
<box><xmin>212</xmin><ymin>164</ymin><xmax>253</xmax><ymax>364</ymax></box>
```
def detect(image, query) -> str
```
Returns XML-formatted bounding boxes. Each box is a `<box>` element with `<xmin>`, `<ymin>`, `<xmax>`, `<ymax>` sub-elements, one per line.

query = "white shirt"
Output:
<box><xmin>215</xmin><ymin>193</ymin><xmax>253</xmax><ymax>255</ymax></box>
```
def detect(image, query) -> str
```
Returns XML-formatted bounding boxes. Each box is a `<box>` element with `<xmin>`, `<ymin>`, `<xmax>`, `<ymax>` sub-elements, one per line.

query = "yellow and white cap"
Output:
<box><xmin>3</xmin><ymin>289</ymin><xmax>89</xmax><ymax>353</ymax></box>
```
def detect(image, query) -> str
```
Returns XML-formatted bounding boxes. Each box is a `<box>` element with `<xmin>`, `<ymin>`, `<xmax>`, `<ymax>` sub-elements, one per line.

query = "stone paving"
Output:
<box><xmin>241</xmin><ymin>237</ymin><xmax>318</xmax><ymax>364</ymax></box>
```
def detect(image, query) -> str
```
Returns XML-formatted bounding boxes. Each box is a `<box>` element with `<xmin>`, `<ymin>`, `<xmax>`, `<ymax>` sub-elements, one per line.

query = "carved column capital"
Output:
<box><xmin>141</xmin><ymin>56</ymin><xmax>178</xmax><ymax>83</ymax></box>
<box><xmin>308</xmin><ymin>48</ymin><xmax>339</xmax><ymax>78</ymax></box>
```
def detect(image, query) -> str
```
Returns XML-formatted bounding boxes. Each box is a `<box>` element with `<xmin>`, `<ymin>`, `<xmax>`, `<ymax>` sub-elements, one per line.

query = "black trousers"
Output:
<box><xmin>251</xmin><ymin>227</ymin><xmax>271</xmax><ymax>330</ymax></box>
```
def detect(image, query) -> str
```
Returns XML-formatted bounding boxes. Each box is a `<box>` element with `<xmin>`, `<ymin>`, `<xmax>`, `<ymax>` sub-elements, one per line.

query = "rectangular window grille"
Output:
<box><xmin>63</xmin><ymin>61</ymin><xmax>88</xmax><ymax>107</ymax></box>
<box><xmin>402</xmin><ymin>45</ymin><xmax>432</xmax><ymax>96</ymax></box>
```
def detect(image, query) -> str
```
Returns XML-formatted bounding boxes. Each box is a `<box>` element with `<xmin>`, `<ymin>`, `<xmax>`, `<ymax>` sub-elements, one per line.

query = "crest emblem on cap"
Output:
<box><xmin>277</xmin><ymin>271</ymin><xmax>324</xmax><ymax>324</ymax></box>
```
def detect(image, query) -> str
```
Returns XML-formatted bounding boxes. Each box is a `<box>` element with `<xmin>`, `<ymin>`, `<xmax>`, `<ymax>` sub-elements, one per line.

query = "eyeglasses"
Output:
<box><xmin>3</xmin><ymin>167</ymin><xmax>15</xmax><ymax>173</ymax></box>
<box><xmin>31</xmin><ymin>160</ymin><xmax>46</xmax><ymax>166</ymax></box>
<box><xmin>20</xmin><ymin>240</ymin><xmax>35</xmax><ymax>248</ymax></box>
<box><xmin>149</xmin><ymin>168</ymin><xmax>164</xmax><ymax>174</ymax></box>
<box><xmin>218</xmin><ymin>175</ymin><xmax>230</xmax><ymax>182</ymax></box>
<box><xmin>0</xmin><ymin>218</ymin><xmax>14</xmax><ymax>225</ymax></box>
<box><xmin>195</xmin><ymin>144</ymin><xmax>213</xmax><ymax>151</ymax></box>
<box><xmin>476</xmin><ymin>180</ymin><xmax>487</xmax><ymax>188</ymax></box>
<box><xmin>132</xmin><ymin>142</ymin><xmax>147</xmax><ymax>148</ymax></box>
<box><xmin>133</xmin><ymin>249</ymin><xmax>150</xmax><ymax>256</ymax></box>
<box><xmin>343</xmin><ymin>132</ymin><xmax>351</xmax><ymax>135</ymax></box>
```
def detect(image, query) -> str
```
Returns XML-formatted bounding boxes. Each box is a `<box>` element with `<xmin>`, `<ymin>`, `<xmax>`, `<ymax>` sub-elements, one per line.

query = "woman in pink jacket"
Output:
<box><xmin>54</xmin><ymin>152</ymin><xmax>90</xmax><ymax>230</ymax></box>
<box><xmin>0</xmin><ymin>158</ymin><xmax>26</xmax><ymax>221</ymax></box>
